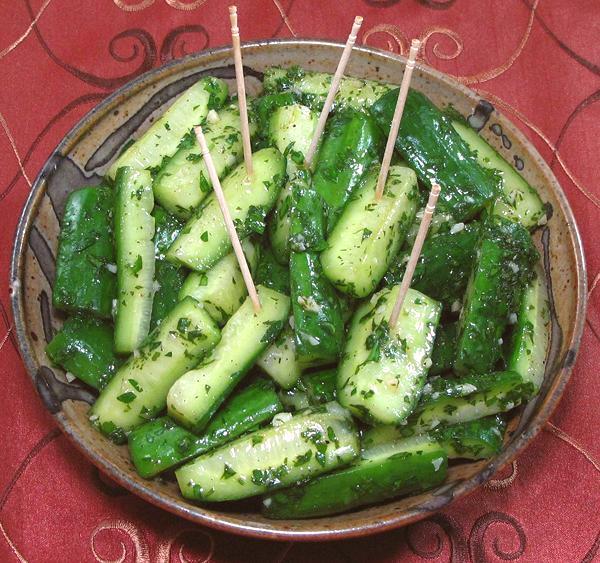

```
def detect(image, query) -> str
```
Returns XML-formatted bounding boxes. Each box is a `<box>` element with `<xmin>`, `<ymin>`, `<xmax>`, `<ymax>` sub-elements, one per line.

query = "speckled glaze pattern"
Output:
<box><xmin>10</xmin><ymin>40</ymin><xmax>586</xmax><ymax>541</ymax></box>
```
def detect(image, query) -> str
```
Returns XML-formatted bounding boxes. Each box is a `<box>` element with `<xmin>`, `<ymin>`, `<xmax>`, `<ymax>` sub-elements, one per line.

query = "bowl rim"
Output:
<box><xmin>10</xmin><ymin>38</ymin><xmax>588</xmax><ymax>541</ymax></box>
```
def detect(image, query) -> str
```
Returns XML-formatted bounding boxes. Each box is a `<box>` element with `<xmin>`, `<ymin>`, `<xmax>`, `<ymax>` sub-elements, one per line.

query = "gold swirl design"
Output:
<box><xmin>419</xmin><ymin>27</ymin><xmax>463</xmax><ymax>62</ymax></box>
<box><xmin>455</xmin><ymin>0</ymin><xmax>539</xmax><ymax>84</ymax></box>
<box><xmin>164</xmin><ymin>0</ymin><xmax>206</xmax><ymax>10</ymax></box>
<box><xmin>588</xmin><ymin>272</ymin><xmax>600</xmax><ymax>299</ymax></box>
<box><xmin>485</xmin><ymin>461</ymin><xmax>518</xmax><ymax>490</ymax></box>
<box><xmin>0</xmin><ymin>0</ymin><xmax>53</xmax><ymax>60</ymax></box>
<box><xmin>91</xmin><ymin>519</ymin><xmax>150</xmax><ymax>563</ymax></box>
<box><xmin>362</xmin><ymin>24</ymin><xmax>409</xmax><ymax>55</ymax></box>
<box><xmin>271</xmin><ymin>0</ymin><xmax>297</xmax><ymax>37</ymax></box>
<box><xmin>113</xmin><ymin>0</ymin><xmax>155</xmax><ymax>12</ymax></box>
<box><xmin>0</xmin><ymin>110</ymin><xmax>32</xmax><ymax>188</ymax></box>
<box><xmin>545</xmin><ymin>422</ymin><xmax>600</xmax><ymax>472</ymax></box>
<box><xmin>154</xmin><ymin>527</ymin><xmax>214</xmax><ymax>563</ymax></box>
<box><xmin>0</xmin><ymin>520</ymin><xmax>27</xmax><ymax>563</ymax></box>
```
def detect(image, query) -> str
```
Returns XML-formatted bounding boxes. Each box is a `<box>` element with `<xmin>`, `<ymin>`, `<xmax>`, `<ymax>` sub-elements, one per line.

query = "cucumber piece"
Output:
<box><xmin>46</xmin><ymin>316</ymin><xmax>120</xmax><ymax>390</ymax></box>
<box><xmin>289</xmin><ymin>170</ymin><xmax>345</xmax><ymax>365</ymax></box>
<box><xmin>267</xmin><ymin>104</ymin><xmax>318</xmax><ymax>263</ymax></box>
<box><xmin>178</xmin><ymin>239</ymin><xmax>258</xmax><ymax>326</ymax></box>
<box><xmin>90</xmin><ymin>297</ymin><xmax>220</xmax><ymax>442</ymax></box>
<box><xmin>454</xmin><ymin>216</ymin><xmax>539</xmax><ymax>375</ymax></box>
<box><xmin>429</xmin><ymin>322</ymin><xmax>457</xmax><ymax>376</ymax></box>
<box><xmin>289</xmin><ymin>169</ymin><xmax>328</xmax><ymax>253</ymax></box>
<box><xmin>167</xmin><ymin>286</ymin><xmax>290</xmax><ymax>432</ymax></box>
<box><xmin>338</xmin><ymin>286</ymin><xmax>441</xmax><ymax>425</ymax></box>
<box><xmin>290</xmin><ymin>252</ymin><xmax>345</xmax><ymax>365</ymax></box>
<box><xmin>385</xmin><ymin>222</ymin><xmax>480</xmax><ymax>310</ymax></box>
<box><xmin>321</xmin><ymin>165</ymin><xmax>418</xmax><ymax>298</ymax></box>
<box><xmin>128</xmin><ymin>379</ymin><xmax>282</xmax><ymax>478</ymax></box>
<box><xmin>506</xmin><ymin>268</ymin><xmax>550</xmax><ymax>393</ymax></box>
<box><xmin>153</xmin><ymin>104</ymin><xmax>247</xmax><ymax>220</ymax></box>
<box><xmin>263</xmin><ymin>66</ymin><xmax>392</xmax><ymax>112</ymax></box>
<box><xmin>113</xmin><ymin>167</ymin><xmax>156</xmax><ymax>354</ymax></box>
<box><xmin>370</xmin><ymin>89</ymin><xmax>500</xmax><ymax>222</ymax></box>
<box><xmin>404</xmin><ymin>371</ymin><xmax>534</xmax><ymax>434</ymax></box>
<box><xmin>313</xmin><ymin>110</ymin><xmax>384</xmax><ymax>231</ymax></box>
<box><xmin>262</xmin><ymin>435</ymin><xmax>446</xmax><ymax>519</ymax></box>
<box><xmin>150</xmin><ymin>207</ymin><xmax>185</xmax><ymax>330</ymax></box>
<box><xmin>431</xmin><ymin>415</ymin><xmax>506</xmax><ymax>460</ymax></box>
<box><xmin>451</xmin><ymin>120</ymin><xmax>547</xmax><ymax>229</ymax></box>
<box><xmin>166</xmin><ymin>148</ymin><xmax>285</xmax><ymax>271</ymax></box>
<box><xmin>255</xmin><ymin>246</ymin><xmax>290</xmax><ymax>294</ymax></box>
<box><xmin>279</xmin><ymin>368</ymin><xmax>338</xmax><ymax>411</ymax></box>
<box><xmin>107</xmin><ymin>77</ymin><xmax>228</xmax><ymax>179</ymax></box>
<box><xmin>175</xmin><ymin>409</ymin><xmax>359</xmax><ymax>501</ymax></box>
<box><xmin>362</xmin><ymin>416</ymin><xmax>506</xmax><ymax>460</ymax></box>
<box><xmin>257</xmin><ymin>326</ymin><xmax>302</xmax><ymax>389</ymax></box>
<box><xmin>53</xmin><ymin>185</ymin><xmax>116</xmax><ymax>319</ymax></box>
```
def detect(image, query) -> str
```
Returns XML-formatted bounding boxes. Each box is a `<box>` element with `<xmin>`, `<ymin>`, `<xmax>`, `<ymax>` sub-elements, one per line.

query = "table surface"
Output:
<box><xmin>1</xmin><ymin>1</ymin><xmax>599</xmax><ymax>561</ymax></box>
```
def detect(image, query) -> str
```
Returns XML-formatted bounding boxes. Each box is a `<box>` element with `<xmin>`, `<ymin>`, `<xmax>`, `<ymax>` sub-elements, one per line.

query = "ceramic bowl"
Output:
<box><xmin>10</xmin><ymin>40</ymin><xmax>587</xmax><ymax>541</ymax></box>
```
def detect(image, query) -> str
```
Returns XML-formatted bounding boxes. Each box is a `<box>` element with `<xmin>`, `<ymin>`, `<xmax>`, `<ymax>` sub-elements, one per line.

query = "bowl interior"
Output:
<box><xmin>11</xmin><ymin>40</ymin><xmax>586</xmax><ymax>540</ymax></box>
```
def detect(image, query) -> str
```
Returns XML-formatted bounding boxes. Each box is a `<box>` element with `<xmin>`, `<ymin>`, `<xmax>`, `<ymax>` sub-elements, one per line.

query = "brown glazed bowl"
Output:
<box><xmin>10</xmin><ymin>40</ymin><xmax>586</xmax><ymax>541</ymax></box>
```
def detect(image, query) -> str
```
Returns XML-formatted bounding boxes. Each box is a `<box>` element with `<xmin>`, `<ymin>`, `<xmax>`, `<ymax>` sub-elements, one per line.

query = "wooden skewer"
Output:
<box><xmin>229</xmin><ymin>5</ymin><xmax>253</xmax><ymax>177</ymax></box>
<box><xmin>375</xmin><ymin>38</ymin><xmax>421</xmax><ymax>201</ymax></box>
<box><xmin>304</xmin><ymin>15</ymin><xmax>363</xmax><ymax>168</ymax></box>
<box><xmin>388</xmin><ymin>183</ymin><xmax>441</xmax><ymax>328</ymax></box>
<box><xmin>194</xmin><ymin>125</ymin><xmax>261</xmax><ymax>313</ymax></box>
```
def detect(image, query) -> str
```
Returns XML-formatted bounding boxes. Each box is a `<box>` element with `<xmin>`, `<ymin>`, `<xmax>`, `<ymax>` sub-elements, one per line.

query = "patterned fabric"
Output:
<box><xmin>1</xmin><ymin>1</ymin><xmax>599</xmax><ymax>561</ymax></box>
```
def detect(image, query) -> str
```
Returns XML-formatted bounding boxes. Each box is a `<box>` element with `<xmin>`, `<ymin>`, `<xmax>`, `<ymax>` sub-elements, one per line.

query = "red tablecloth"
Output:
<box><xmin>1</xmin><ymin>1</ymin><xmax>599</xmax><ymax>561</ymax></box>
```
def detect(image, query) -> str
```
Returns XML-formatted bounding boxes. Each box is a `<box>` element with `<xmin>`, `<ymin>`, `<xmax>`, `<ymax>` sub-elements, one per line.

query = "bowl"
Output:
<box><xmin>10</xmin><ymin>39</ymin><xmax>587</xmax><ymax>541</ymax></box>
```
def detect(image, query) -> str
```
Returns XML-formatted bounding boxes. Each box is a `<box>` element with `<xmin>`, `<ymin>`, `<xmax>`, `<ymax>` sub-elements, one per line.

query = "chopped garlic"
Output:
<box><xmin>105</xmin><ymin>263</ymin><xmax>117</xmax><ymax>274</ymax></box>
<box><xmin>297</xmin><ymin>295</ymin><xmax>321</xmax><ymax>313</ymax></box>
<box><xmin>432</xmin><ymin>457</ymin><xmax>444</xmax><ymax>471</ymax></box>
<box><xmin>206</xmin><ymin>109</ymin><xmax>220</xmax><ymax>123</ymax></box>
<box><xmin>272</xmin><ymin>412</ymin><xmax>293</xmax><ymax>427</ymax></box>
<box><xmin>449</xmin><ymin>222</ymin><xmax>465</xmax><ymax>235</ymax></box>
<box><xmin>451</xmin><ymin>300</ymin><xmax>462</xmax><ymax>313</ymax></box>
<box><xmin>509</xmin><ymin>312</ymin><xmax>518</xmax><ymax>324</ymax></box>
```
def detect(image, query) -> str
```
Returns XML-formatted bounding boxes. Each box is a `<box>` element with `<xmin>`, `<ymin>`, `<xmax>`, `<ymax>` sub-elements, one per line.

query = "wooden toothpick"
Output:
<box><xmin>194</xmin><ymin>125</ymin><xmax>261</xmax><ymax>313</ymax></box>
<box><xmin>304</xmin><ymin>15</ymin><xmax>363</xmax><ymax>168</ymax></box>
<box><xmin>389</xmin><ymin>183</ymin><xmax>441</xmax><ymax>328</ymax></box>
<box><xmin>229</xmin><ymin>5</ymin><xmax>253</xmax><ymax>177</ymax></box>
<box><xmin>375</xmin><ymin>38</ymin><xmax>421</xmax><ymax>201</ymax></box>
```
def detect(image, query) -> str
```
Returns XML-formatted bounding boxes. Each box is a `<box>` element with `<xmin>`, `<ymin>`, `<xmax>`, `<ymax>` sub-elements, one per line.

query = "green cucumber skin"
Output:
<box><xmin>262</xmin><ymin>437</ymin><xmax>447</xmax><ymax>519</ymax></box>
<box><xmin>46</xmin><ymin>316</ymin><xmax>121</xmax><ymax>390</ymax></box>
<box><xmin>506</xmin><ymin>268</ymin><xmax>550</xmax><ymax>392</ymax></box>
<box><xmin>108</xmin><ymin>77</ymin><xmax>228</xmax><ymax>180</ymax></box>
<box><xmin>338</xmin><ymin>286</ymin><xmax>441</xmax><ymax>425</ymax></box>
<box><xmin>454</xmin><ymin>216</ymin><xmax>539</xmax><ymax>375</ymax></box>
<box><xmin>451</xmin><ymin>120</ymin><xmax>547</xmax><ymax>229</ymax></box>
<box><xmin>266</xmin><ymin>102</ymin><xmax>318</xmax><ymax>263</ymax></box>
<box><xmin>313</xmin><ymin>110</ymin><xmax>384</xmax><ymax>232</ymax></box>
<box><xmin>263</xmin><ymin>67</ymin><xmax>392</xmax><ymax>113</ymax></box>
<box><xmin>403</xmin><ymin>371</ymin><xmax>534</xmax><ymax>435</ymax></box>
<box><xmin>90</xmin><ymin>297</ymin><xmax>221</xmax><ymax>442</ymax></box>
<box><xmin>167</xmin><ymin>286</ymin><xmax>290</xmax><ymax>432</ymax></box>
<box><xmin>370</xmin><ymin>89</ymin><xmax>499</xmax><ymax>222</ymax></box>
<box><xmin>362</xmin><ymin>415</ymin><xmax>506</xmax><ymax>460</ymax></box>
<box><xmin>321</xmin><ymin>165</ymin><xmax>418</xmax><ymax>298</ymax></box>
<box><xmin>279</xmin><ymin>368</ymin><xmax>338</xmax><ymax>411</ymax></box>
<box><xmin>257</xmin><ymin>327</ymin><xmax>302</xmax><ymax>390</ymax></box>
<box><xmin>255</xmin><ymin>246</ymin><xmax>290</xmax><ymax>295</ymax></box>
<box><xmin>176</xmin><ymin>410</ymin><xmax>359</xmax><ymax>502</ymax></box>
<box><xmin>430</xmin><ymin>415</ymin><xmax>506</xmax><ymax>460</ymax></box>
<box><xmin>53</xmin><ymin>186</ymin><xmax>116</xmax><ymax>319</ymax></box>
<box><xmin>178</xmin><ymin>240</ymin><xmax>258</xmax><ymax>326</ymax></box>
<box><xmin>153</xmin><ymin>104</ymin><xmax>247</xmax><ymax>220</ymax></box>
<box><xmin>166</xmin><ymin>148</ymin><xmax>286</xmax><ymax>272</ymax></box>
<box><xmin>429</xmin><ymin>322</ymin><xmax>458</xmax><ymax>376</ymax></box>
<box><xmin>289</xmin><ymin>169</ymin><xmax>328</xmax><ymax>253</ymax></box>
<box><xmin>150</xmin><ymin>207</ymin><xmax>186</xmax><ymax>330</ymax></box>
<box><xmin>384</xmin><ymin>222</ymin><xmax>480</xmax><ymax>309</ymax></box>
<box><xmin>128</xmin><ymin>379</ymin><xmax>282</xmax><ymax>478</ymax></box>
<box><xmin>113</xmin><ymin>167</ymin><xmax>156</xmax><ymax>354</ymax></box>
<box><xmin>290</xmin><ymin>251</ymin><xmax>345</xmax><ymax>365</ymax></box>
